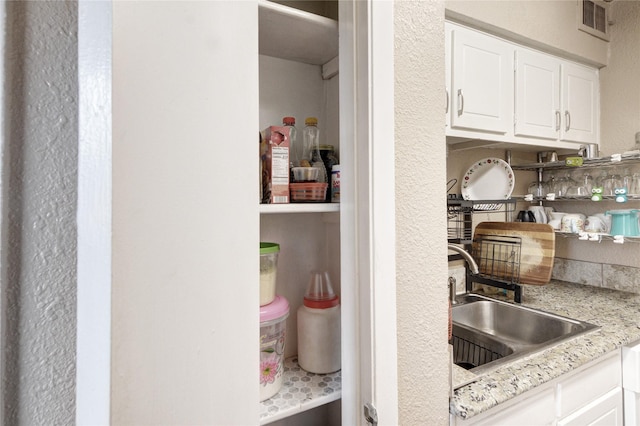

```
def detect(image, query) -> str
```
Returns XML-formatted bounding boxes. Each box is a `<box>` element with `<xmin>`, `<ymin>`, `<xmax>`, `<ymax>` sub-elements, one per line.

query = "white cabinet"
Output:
<box><xmin>78</xmin><ymin>1</ymin><xmax>398</xmax><ymax>425</ymax></box>
<box><xmin>448</xmin><ymin>24</ymin><xmax>513</xmax><ymax>134</ymax></box>
<box><xmin>557</xmin><ymin>388</ymin><xmax>623</xmax><ymax>426</ymax></box>
<box><xmin>446</xmin><ymin>21</ymin><xmax>599</xmax><ymax>151</ymax></box>
<box><xmin>515</xmin><ymin>48</ymin><xmax>599</xmax><ymax>145</ymax></box>
<box><xmin>561</xmin><ymin>61</ymin><xmax>599</xmax><ymax>144</ymax></box>
<box><xmin>515</xmin><ymin>48</ymin><xmax>561</xmax><ymax>140</ymax></box>
<box><xmin>452</xmin><ymin>350</ymin><xmax>622</xmax><ymax>426</ymax></box>
<box><xmin>453</xmin><ymin>387</ymin><xmax>556</xmax><ymax>426</ymax></box>
<box><xmin>623</xmin><ymin>340</ymin><xmax>640</xmax><ymax>425</ymax></box>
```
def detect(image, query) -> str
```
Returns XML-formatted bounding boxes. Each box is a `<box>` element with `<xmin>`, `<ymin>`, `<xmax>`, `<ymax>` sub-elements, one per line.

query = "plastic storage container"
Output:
<box><xmin>606</xmin><ymin>209</ymin><xmax>640</xmax><ymax>237</ymax></box>
<box><xmin>297</xmin><ymin>271</ymin><xmax>341</xmax><ymax>374</ymax></box>
<box><xmin>260</xmin><ymin>295</ymin><xmax>289</xmax><ymax>402</ymax></box>
<box><xmin>260</xmin><ymin>242</ymin><xmax>280</xmax><ymax>306</ymax></box>
<box><xmin>289</xmin><ymin>182</ymin><xmax>328</xmax><ymax>202</ymax></box>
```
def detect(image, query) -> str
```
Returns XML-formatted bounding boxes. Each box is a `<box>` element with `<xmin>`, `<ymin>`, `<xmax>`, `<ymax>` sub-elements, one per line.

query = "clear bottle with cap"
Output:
<box><xmin>302</xmin><ymin>117</ymin><xmax>327</xmax><ymax>183</ymax></box>
<box><xmin>297</xmin><ymin>270</ymin><xmax>341</xmax><ymax>374</ymax></box>
<box><xmin>282</xmin><ymin>116</ymin><xmax>299</xmax><ymax>168</ymax></box>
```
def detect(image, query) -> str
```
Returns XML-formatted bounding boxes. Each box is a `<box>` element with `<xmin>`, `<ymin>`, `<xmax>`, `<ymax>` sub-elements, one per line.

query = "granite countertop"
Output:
<box><xmin>450</xmin><ymin>280</ymin><xmax>640</xmax><ymax>420</ymax></box>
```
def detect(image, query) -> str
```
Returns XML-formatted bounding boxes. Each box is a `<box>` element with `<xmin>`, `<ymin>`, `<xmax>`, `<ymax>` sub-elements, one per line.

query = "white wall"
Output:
<box><xmin>2</xmin><ymin>2</ymin><xmax>78</xmax><ymax>424</ymax></box>
<box><xmin>600</xmin><ymin>1</ymin><xmax>640</xmax><ymax>156</ymax></box>
<box><xmin>446</xmin><ymin>0</ymin><xmax>608</xmax><ymax>67</ymax></box>
<box><xmin>395</xmin><ymin>2</ymin><xmax>449</xmax><ymax>424</ymax></box>
<box><xmin>554</xmin><ymin>0</ymin><xmax>640</xmax><ymax>268</ymax></box>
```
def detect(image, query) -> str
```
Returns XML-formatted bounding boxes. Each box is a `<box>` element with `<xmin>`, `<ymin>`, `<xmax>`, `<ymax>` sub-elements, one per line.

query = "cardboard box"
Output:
<box><xmin>260</xmin><ymin>126</ymin><xmax>290</xmax><ymax>204</ymax></box>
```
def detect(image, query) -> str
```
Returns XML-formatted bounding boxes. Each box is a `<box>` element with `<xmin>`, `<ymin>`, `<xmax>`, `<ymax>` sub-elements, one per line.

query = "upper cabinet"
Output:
<box><xmin>515</xmin><ymin>48</ymin><xmax>598</xmax><ymax>144</ymax></box>
<box><xmin>515</xmin><ymin>48</ymin><xmax>561</xmax><ymax>140</ymax></box>
<box><xmin>446</xmin><ymin>21</ymin><xmax>600</xmax><ymax>152</ymax></box>
<box><xmin>448</xmin><ymin>23</ymin><xmax>513</xmax><ymax>134</ymax></box>
<box><xmin>561</xmin><ymin>61</ymin><xmax>599</xmax><ymax>144</ymax></box>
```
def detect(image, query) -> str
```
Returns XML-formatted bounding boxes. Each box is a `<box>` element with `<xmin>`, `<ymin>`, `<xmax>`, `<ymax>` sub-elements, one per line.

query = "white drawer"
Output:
<box><xmin>558</xmin><ymin>351</ymin><xmax>622</xmax><ymax>418</ymax></box>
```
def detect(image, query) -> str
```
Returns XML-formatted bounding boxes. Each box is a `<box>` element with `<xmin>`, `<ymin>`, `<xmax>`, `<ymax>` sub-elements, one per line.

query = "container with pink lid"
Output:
<box><xmin>259</xmin><ymin>295</ymin><xmax>289</xmax><ymax>402</ymax></box>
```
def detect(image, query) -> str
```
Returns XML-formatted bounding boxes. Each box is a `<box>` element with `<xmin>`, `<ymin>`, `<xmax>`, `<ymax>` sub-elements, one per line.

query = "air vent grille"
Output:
<box><xmin>579</xmin><ymin>0</ymin><xmax>610</xmax><ymax>41</ymax></box>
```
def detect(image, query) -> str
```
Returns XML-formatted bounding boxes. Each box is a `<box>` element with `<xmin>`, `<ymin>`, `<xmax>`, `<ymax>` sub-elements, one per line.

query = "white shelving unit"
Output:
<box><xmin>260</xmin><ymin>203</ymin><xmax>340</xmax><ymax>214</ymax></box>
<box><xmin>260</xmin><ymin>357</ymin><xmax>341</xmax><ymax>424</ymax></box>
<box><xmin>258</xmin><ymin>2</ymin><xmax>342</xmax><ymax>424</ymax></box>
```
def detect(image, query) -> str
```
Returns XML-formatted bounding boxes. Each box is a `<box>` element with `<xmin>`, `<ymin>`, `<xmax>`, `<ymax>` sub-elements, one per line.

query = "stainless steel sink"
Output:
<box><xmin>451</xmin><ymin>293</ymin><xmax>599</xmax><ymax>373</ymax></box>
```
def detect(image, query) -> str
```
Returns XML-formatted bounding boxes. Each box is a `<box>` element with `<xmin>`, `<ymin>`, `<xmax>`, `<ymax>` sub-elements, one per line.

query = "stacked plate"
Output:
<box><xmin>461</xmin><ymin>158</ymin><xmax>515</xmax><ymax>211</ymax></box>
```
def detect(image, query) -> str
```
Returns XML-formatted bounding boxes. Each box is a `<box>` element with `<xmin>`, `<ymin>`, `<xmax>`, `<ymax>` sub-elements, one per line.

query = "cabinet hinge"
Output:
<box><xmin>364</xmin><ymin>402</ymin><xmax>378</xmax><ymax>426</ymax></box>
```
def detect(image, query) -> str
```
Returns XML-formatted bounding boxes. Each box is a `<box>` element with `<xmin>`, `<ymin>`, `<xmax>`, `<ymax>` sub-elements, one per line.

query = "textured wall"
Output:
<box><xmin>554</xmin><ymin>1</ymin><xmax>640</xmax><ymax>268</ymax></box>
<box><xmin>395</xmin><ymin>1</ymin><xmax>449</xmax><ymax>424</ymax></box>
<box><xmin>446</xmin><ymin>0</ymin><xmax>608</xmax><ymax>66</ymax></box>
<box><xmin>600</xmin><ymin>1</ymin><xmax>640</xmax><ymax>156</ymax></box>
<box><xmin>3</xmin><ymin>1</ymin><xmax>78</xmax><ymax>424</ymax></box>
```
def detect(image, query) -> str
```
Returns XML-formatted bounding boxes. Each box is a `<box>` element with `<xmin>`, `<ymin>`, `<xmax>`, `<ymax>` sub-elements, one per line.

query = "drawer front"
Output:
<box><xmin>455</xmin><ymin>387</ymin><xmax>556</xmax><ymax>426</ymax></box>
<box><xmin>558</xmin><ymin>387</ymin><xmax>623</xmax><ymax>426</ymax></box>
<box><xmin>558</xmin><ymin>351</ymin><xmax>621</xmax><ymax>418</ymax></box>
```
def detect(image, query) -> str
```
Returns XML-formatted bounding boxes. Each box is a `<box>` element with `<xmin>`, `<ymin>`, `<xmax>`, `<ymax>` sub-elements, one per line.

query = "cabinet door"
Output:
<box><xmin>561</xmin><ymin>62</ymin><xmax>599</xmax><ymax>144</ymax></box>
<box><xmin>450</xmin><ymin>26</ymin><xmax>513</xmax><ymax>134</ymax></box>
<box><xmin>515</xmin><ymin>48</ymin><xmax>561</xmax><ymax>140</ymax></box>
<box><xmin>558</xmin><ymin>388</ymin><xmax>623</xmax><ymax>426</ymax></box>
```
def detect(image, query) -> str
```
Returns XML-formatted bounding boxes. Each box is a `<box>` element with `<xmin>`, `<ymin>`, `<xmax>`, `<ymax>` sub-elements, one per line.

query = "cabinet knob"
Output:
<box><xmin>555</xmin><ymin>110</ymin><xmax>561</xmax><ymax>131</ymax></box>
<box><xmin>565</xmin><ymin>110</ymin><xmax>571</xmax><ymax>132</ymax></box>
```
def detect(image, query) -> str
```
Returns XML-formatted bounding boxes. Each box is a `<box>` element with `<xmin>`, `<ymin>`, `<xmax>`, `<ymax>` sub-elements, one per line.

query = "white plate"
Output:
<box><xmin>461</xmin><ymin>158</ymin><xmax>514</xmax><ymax>207</ymax></box>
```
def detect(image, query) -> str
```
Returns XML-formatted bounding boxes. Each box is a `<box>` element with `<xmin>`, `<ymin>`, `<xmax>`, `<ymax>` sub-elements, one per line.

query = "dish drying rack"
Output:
<box><xmin>447</xmin><ymin>197</ymin><xmax>524</xmax><ymax>302</ymax></box>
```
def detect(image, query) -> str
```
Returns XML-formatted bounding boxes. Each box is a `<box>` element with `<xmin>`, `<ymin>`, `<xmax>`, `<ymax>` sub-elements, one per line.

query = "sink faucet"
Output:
<box><xmin>448</xmin><ymin>244</ymin><xmax>480</xmax><ymax>304</ymax></box>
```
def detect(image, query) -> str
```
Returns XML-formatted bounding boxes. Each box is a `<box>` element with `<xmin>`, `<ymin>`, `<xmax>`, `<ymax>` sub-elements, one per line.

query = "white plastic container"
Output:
<box><xmin>259</xmin><ymin>295</ymin><xmax>289</xmax><ymax>401</ymax></box>
<box><xmin>297</xmin><ymin>271</ymin><xmax>341</xmax><ymax>374</ymax></box>
<box><xmin>259</xmin><ymin>242</ymin><xmax>280</xmax><ymax>306</ymax></box>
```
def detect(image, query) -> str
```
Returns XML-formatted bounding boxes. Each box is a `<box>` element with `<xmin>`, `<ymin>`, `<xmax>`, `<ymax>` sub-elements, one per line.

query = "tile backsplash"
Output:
<box><xmin>451</xmin><ymin>258</ymin><xmax>640</xmax><ymax>295</ymax></box>
<box><xmin>552</xmin><ymin>258</ymin><xmax>640</xmax><ymax>294</ymax></box>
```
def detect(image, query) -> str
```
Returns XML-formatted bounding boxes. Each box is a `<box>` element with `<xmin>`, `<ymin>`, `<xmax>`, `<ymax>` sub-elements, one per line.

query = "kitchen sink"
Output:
<box><xmin>451</xmin><ymin>293</ymin><xmax>599</xmax><ymax>373</ymax></box>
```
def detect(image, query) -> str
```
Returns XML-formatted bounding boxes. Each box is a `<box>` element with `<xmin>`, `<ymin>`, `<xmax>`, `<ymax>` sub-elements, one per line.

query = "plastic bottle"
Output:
<box><xmin>282</xmin><ymin>116</ymin><xmax>299</xmax><ymax>168</ymax></box>
<box><xmin>297</xmin><ymin>271</ymin><xmax>341</xmax><ymax>374</ymax></box>
<box><xmin>302</xmin><ymin>117</ymin><xmax>327</xmax><ymax>183</ymax></box>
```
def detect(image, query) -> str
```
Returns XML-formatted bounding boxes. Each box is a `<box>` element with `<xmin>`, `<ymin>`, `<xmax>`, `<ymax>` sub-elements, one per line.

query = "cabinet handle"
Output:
<box><xmin>457</xmin><ymin>89</ymin><xmax>464</xmax><ymax>116</ymax></box>
<box><xmin>555</xmin><ymin>111</ymin><xmax>561</xmax><ymax>131</ymax></box>
<box><xmin>565</xmin><ymin>110</ymin><xmax>571</xmax><ymax>132</ymax></box>
<box><xmin>445</xmin><ymin>88</ymin><xmax>449</xmax><ymax>114</ymax></box>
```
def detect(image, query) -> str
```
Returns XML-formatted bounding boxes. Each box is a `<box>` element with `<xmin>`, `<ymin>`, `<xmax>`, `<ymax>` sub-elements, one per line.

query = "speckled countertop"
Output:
<box><xmin>450</xmin><ymin>280</ymin><xmax>640</xmax><ymax>420</ymax></box>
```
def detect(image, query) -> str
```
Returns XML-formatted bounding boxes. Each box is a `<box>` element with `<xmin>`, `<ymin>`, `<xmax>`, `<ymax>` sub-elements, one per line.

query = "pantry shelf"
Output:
<box><xmin>259</xmin><ymin>0</ymin><xmax>338</xmax><ymax>65</ymax></box>
<box><xmin>260</xmin><ymin>203</ymin><xmax>340</xmax><ymax>214</ymax></box>
<box><xmin>260</xmin><ymin>357</ymin><xmax>341</xmax><ymax>425</ymax></box>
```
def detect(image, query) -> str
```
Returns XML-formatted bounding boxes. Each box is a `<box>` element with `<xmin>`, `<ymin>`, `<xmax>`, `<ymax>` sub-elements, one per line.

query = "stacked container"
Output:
<box><xmin>259</xmin><ymin>242</ymin><xmax>289</xmax><ymax>401</ymax></box>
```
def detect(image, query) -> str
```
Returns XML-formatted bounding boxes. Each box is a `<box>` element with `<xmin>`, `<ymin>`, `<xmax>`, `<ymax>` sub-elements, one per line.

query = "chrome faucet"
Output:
<box><xmin>448</xmin><ymin>244</ymin><xmax>480</xmax><ymax>304</ymax></box>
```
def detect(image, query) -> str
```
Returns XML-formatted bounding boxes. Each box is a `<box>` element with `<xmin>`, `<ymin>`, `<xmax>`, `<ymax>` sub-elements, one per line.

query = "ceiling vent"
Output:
<box><xmin>578</xmin><ymin>0</ymin><xmax>610</xmax><ymax>41</ymax></box>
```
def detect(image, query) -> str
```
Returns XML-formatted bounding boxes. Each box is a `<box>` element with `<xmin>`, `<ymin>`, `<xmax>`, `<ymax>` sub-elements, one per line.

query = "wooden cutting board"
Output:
<box><xmin>472</xmin><ymin>222</ymin><xmax>556</xmax><ymax>286</ymax></box>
